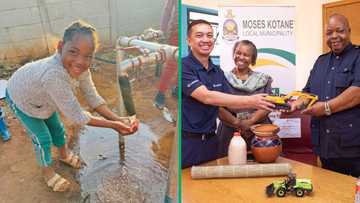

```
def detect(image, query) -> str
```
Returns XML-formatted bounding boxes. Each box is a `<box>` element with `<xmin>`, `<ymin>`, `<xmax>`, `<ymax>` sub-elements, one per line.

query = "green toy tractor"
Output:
<box><xmin>266</xmin><ymin>173</ymin><xmax>313</xmax><ymax>197</ymax></box>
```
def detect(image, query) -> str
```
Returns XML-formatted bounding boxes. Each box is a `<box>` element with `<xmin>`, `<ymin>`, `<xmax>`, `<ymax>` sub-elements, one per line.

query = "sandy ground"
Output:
<box><xmin>0</xmin><ymin>56</ymin><xmax>177</xmax><ymax>202</ymax></box>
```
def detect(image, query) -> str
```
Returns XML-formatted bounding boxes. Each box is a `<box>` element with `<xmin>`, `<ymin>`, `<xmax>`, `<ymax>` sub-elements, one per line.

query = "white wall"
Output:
<box><xmin>0</xmin><ymin>0</ymin><xmax>164</xmax><ymax>62</ymax></box>
<box><xmin>182</xmin><ymin>0</ymin><xmax>340</xmax><ymax>90</ymax></box>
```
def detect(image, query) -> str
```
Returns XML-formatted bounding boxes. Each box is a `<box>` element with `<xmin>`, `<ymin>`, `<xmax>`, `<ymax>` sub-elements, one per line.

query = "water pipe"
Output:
<box><xmin>115</xmin><ymin>37</ymin><xmax>178</xmax><ymax>118</ymax></box>
<box><xmin>117</xmin><ymin>37</ymin><xmax>178</xmax><ymax>61</ymax></box>
<box><xmin>115</xmin><ymin>29</ymin><xmax>178</xmax><ymax>164</ymax></box>
<box><xmin>137</xmin><ymin>28</ymin><xmax>163</xmax><ymax>41</ymax></box>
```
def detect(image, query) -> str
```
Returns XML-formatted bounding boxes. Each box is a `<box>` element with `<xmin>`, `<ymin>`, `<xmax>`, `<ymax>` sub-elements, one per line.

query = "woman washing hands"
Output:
<box><xmin>217</xmin><ymin>40</ymin><xmax>273</xmax><ymax>156</ymax></box>
<box><xmin>6</xmin><ymin>20</ymin><xmax>139</xmax><ymax>192</ymax></box>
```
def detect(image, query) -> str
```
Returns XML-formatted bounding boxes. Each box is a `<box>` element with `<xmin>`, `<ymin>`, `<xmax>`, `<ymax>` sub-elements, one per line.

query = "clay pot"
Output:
<box><xmin>250</xmin><ymin>124</ymin><xmax>282</xmax><ymax>163</ymax></box>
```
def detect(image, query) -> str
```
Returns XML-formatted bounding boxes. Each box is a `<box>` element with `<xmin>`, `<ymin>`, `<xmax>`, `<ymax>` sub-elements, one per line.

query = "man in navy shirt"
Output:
<box><xmin>291</xmin><ymin>14</ymin><xmax>360</xmax><ymax>177</ymax></box>
<box><xmin>182</xmin><ymin>19</ymin><xmax>274</xmax><ymax>168</ymax></box>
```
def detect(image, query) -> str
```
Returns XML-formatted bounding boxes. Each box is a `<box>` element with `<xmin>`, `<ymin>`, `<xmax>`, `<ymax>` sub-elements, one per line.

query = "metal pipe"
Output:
<box><xmin>115</xmin><ymin>42</ymin><xmax>128</xmax><ymax>117</ymax></box>
<box><xmin>138</xmin><ymin>28</ymin><xmax>163</xmax><ymax>41</ymax></box>
<box><xmin>115</xmin><ymin>31</ymin><xmax>178</xmax><ymax>164</ymax></box>
<box><xmin>115</xmin><ymin>42</ymin><xmax>127</xmax><ymax>163</ymax></box>
<box><xmin>117</xmin><ymin>52</ymin><xmax>165</xmax><ymax>118</ymax></box>
<box><xmin>115</xmin><ymin>30</ymin><xmax>178</xmax><ymax>117</ymax></box>
<box><xmin>117</xmin><ymin>75</ymin><xmax>136</xmax><ymax>116</ymax></box>
<box><xmin>118</xmin><ymin>52</ymin><xmax>164</xmax><ymax>75</ymax></box>
<box><xmin>118</xmin><ymin>37</ymin><xmax>178</xmax><ymax>61</ymax></box>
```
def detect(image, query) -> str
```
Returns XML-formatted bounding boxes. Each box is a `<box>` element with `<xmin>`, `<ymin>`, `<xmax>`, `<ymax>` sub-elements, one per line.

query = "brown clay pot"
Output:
<box><xmin>250</xmin><ymin>124</ymin><xmax>282</xmax><ymax>163</ymax></box>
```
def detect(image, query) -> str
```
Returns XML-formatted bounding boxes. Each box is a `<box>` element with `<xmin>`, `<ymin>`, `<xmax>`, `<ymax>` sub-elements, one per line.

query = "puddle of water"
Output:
<box><xmin>78</xmin><ymin>123</ymin><xmax>168</xmax><ymax>203</ymax></box>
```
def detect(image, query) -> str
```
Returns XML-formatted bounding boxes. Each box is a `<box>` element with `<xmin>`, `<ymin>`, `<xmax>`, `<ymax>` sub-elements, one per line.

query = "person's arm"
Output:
<box><xmin>328</xmin><ymin>86</ymin><xmax>360</xmax><ymax>113</ymax></box>
<box><xmin>182</xmin><ymin>60</ymin><xmax>274</xmax><ymax>111</ymax></box>
<box><xmin>302</xmin><ymin>52</ymin><xmax>360</xmax><ymax>116</ymax></box>
<box><xmin>43</xmin><ymin>70</ymin><xmax>137</xmax><ymax>135</ymax></box>
<box><xmin>78</xmin><ymin>71</ymin><xmax>139</xmax><ymax>133</ymax></box>
<box><xmin>240</xmin><ymin>77</ymin><xmax>272</xmax><ymax>129</ymax></box>
<box><xmin>241</xmin><ymin>110</ymin><xmax>269</xmax><ymax>130</ymax></box>
<box><xmin>326</xmin><ymin>53</ymin><xmax>360</xmax><ymax>114</ymax></box>
<box><xmin>43</xmin><ymin>70</ymin><xmax>92</xmax><ymax>126</ymax></box>
<box><xmin>288</xmin><ymin>62</ymin><xmax>318</xmax><ymax>112</ymax></box>
<box><xmin>191</xmin><ymin>85</ymin><xmax>274</xmax><ymax>111</ymax></box>
<box><xmin>86</xmin><ymin>114</ymin><xmax>137</xmax><ymax>135</ymax></box>
<box><xmin>219</xmin><ymin>107</ymin><xmax>270</xmax><ymax>131</ymax></box>
<box><xmin>78</xmin><ymin>70</ymin><xmax>106</xmax><ymax>110</ymax></box>
<box><xmin>303</xmin><ymin>53</ymin><xmax>360</xmax><ymax>116</ymax></box>
<box><xmin>302</xmin><ymin>86</ymin><xmax>360</xmax><ymax>116</ymax></box>
<box><xmin>94</xmin><ymin>104</ymin><xmax>120</xmax><ymax>120</ymax></box>
<box><xmin>218</xmin><ymin>107</ymin><xmax>241</xmax><ymax>129</ymax></box>
<box><xmin>94</xmin><ymin>104</ymin><xmax>139</xmax><ymax>131</ymax></box>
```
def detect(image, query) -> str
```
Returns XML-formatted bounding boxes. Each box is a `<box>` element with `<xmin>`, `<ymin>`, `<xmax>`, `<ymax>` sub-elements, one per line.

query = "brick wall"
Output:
<box><xmin>0</xmin><ymin>0</ymin><xmax>164</xmax><ymax>62</ymax></box>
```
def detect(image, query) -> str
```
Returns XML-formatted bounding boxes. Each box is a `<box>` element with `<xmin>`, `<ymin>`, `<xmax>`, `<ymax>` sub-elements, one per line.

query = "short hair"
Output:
<box><xmin>328</xmin><ymin>13</ymin><xmax>351</xmax><ymax>31</ymax></box>
<box><xmin>232</xmin><ymin>40</ymin><xmax>257</xmax><ymax>66</ymax></box>
<box><xmin>63</xmin><ymin>20</ymin><xmax>99</xmax><ymax>50</ymax></box>
<box><xmin>187</xmin><ymin>19</ymin><xmax>212</xmax><ymax>36</ymax></box>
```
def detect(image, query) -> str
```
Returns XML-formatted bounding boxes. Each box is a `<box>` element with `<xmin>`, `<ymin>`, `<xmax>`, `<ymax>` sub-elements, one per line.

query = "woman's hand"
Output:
<box><xmin>129</xmin><ymin>119</ymin><xmax>140</xmax><ymax>132</ymax></box>
<box><xmin>234</xmin><ymin>119</ymin><xmax>251</xmax><ymax>131</ymax></box>
<box><xmin>239</xmin><ymin>119</ymin><xmax>253</xmax><ymax>131</ymax></box>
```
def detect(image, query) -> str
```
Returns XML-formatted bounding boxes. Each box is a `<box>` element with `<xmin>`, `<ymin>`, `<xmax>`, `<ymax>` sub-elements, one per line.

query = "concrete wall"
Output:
<box><xmin>0</xmin><ymin>0</ymin><xmax>164</xmax><ymax>62</ymax></box>
<box><xmin>182</xmin><ymin>0</ymin><xmax>340</xmax><ymax>90</ymax></box>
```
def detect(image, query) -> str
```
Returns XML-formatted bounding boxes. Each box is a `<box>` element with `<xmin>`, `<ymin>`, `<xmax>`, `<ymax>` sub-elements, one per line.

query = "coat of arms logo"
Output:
<box><xmin>223</xmin><ymin>9</ymin><xmax>239</xmax><ymax>41</ymax></box>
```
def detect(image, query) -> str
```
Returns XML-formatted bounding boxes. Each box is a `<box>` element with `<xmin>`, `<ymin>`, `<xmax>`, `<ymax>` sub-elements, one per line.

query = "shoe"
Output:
<box><xmin>59</xmin><ymin>151</ymin><xmax>81</xmax><ymax>169</ymax></box>
<box><xmin>154</xmin><ymin>92</ymin><xmax>165</xmax><ymax>109</ymax></box>
<box><xmin>161</xmin><ymin>107</ymin><xmax>176</xmax><ymax>123</ymax></box>
<box><xmin>1</xmin><ymin>131</ymin><xmax>11</xmax><ymax>142</ymax></box>
<box><xmin>46</xmin><ymin>173</ymin><xmax>71</xmax><ymax>192</ymax></box>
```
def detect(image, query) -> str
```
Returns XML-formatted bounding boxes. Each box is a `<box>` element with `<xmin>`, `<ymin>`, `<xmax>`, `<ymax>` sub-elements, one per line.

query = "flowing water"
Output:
<box><xmin>72</xmin><ymin>62</ymin><xmax>176</xmax><ymax>203</ymax></box>
<box><xmin>78</xmin><ymin>124</ymin><xmax>168</xmax><ymax>202</ymax></box>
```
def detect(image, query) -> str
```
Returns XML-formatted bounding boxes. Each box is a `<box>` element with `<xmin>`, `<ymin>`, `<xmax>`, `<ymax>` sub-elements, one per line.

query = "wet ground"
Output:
<box><xmin>0</xmin><ymin>54</ymin><xmax>177</xmax><ymax>202</ymax></box>
<box><xmin>79</xmin><ymin>124</ymin><xmax>168</xmax><ymax>202</ymax></box>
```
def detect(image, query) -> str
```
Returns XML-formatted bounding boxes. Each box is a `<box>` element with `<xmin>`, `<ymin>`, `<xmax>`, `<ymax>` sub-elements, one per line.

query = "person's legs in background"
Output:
<box><xmin>0</xmin><ymin>106</ymin><xmax>11</xmax><ymax>141</ymax></box>
<box><xmin>154</xmin><ymin>32</ymin><xmax>178</xmax><ymax>109</ymax></box>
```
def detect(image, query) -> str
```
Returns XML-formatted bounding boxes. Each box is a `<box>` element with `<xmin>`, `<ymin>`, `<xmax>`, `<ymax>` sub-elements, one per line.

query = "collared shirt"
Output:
<box><xmin>182</xmin><ymin>51</ymin><xmax>230</xmax><ymax>133</ymax></box>
<box><xmin>303</xmin><ymin>43</ymin><xmax>360</xmax><ymax>158</ymax></box>
<box><xmin>7</xmin><ymin>53</ymin><xmax>105</xmax><ymax>126</ymax></box>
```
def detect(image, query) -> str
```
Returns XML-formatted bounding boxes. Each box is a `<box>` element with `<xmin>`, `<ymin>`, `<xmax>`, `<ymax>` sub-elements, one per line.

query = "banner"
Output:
<box><xmin>219</xmin><ymin>6</ymin><xmax>296</xmax><ymax>94</ymax></box>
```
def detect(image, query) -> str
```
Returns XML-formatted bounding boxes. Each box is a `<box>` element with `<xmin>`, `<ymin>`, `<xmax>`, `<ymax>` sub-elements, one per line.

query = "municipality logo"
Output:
<box><xmin>222</xmin><ymin>9</ymin><xmax>239</xmax><ymax>42</ymax></box>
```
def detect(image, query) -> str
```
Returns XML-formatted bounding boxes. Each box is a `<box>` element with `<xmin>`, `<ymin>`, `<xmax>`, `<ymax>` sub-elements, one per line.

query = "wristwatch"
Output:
<box><xmin>324</xmin><ymin>101</ymin><xmax>332</xmax><ymax>116</ymax></box>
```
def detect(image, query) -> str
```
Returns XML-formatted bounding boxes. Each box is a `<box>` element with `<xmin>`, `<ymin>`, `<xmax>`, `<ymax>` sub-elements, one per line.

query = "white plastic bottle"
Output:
<box><xmin>228</xmin><ymin>131</ymin><xmax>247</xmax><ymax>165</ymax></box>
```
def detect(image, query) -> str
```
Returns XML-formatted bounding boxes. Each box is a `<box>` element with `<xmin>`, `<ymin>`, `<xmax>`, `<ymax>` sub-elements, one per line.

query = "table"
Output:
<box><xmin>182</xmin><ymin>157</ymin><xmax>356</xmax><ymax>203</ymax></box>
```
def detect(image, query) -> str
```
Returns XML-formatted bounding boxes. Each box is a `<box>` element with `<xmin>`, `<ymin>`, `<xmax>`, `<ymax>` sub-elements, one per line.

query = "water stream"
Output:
<box><xmin>78</xmin><ymin>123</ymin><xmax>168</xmax><ymax>203</ymax></box>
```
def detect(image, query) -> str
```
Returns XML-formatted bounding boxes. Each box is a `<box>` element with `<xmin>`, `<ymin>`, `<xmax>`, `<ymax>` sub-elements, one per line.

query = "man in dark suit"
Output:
<box><xmin>291</xmin><ymin>14</ymin><xmax>360</xmax><ymax>177</ymax></box>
